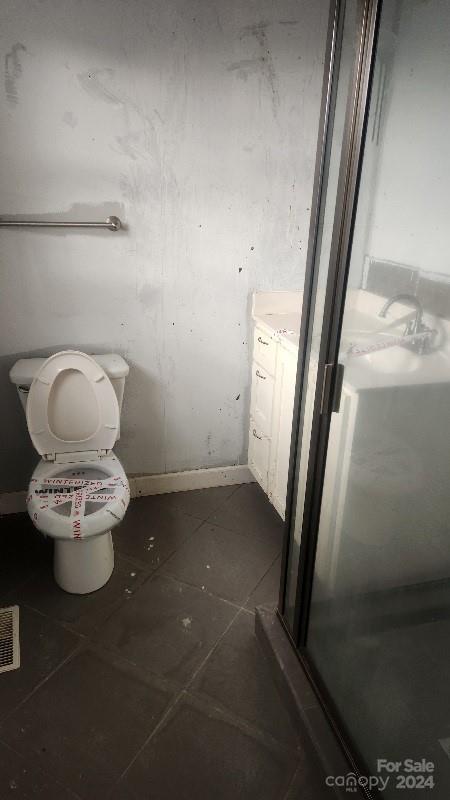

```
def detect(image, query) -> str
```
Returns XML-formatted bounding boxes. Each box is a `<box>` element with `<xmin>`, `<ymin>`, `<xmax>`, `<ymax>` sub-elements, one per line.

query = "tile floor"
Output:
<box><xmin>0</xmin><ymin>482</ymin><xmax>329</xmax><ymax>799</ymax></box>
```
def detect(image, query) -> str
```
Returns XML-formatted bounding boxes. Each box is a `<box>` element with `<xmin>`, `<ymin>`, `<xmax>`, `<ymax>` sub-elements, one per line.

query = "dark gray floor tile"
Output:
<box><xmin>191</xmin><ymin>611</ymin><xmax>301</xmax><ymax>749</ymax></box>
<box><xmin>148</xmin><ymin>485</ymin><xmax>239</xmax><ymax>521</ymax></box>
<box><xmin>113</xmin><ymin>496</ymin><xmax>202</xmax><ymax>569</ymax></box>
<box><xmin>0</xmin><ymin>647</ymin><xmax>175</xmax><ymax>800</ymax></box>
<box><xmin>208</xmin><ymin>482</ymin><xmax>284</xmax><ymax>548</ymax></box>
<box><xmin>0</xmin><ymin>741</ymin><xmax>80</xmax><ymax>799</ymax></box>
<box><xmin>162</xmin><ymin>521</ymin><xmax>279</xmax><ymax>604</ymax></box>
<box><xmin>0</xmin><ymin>606</ymin><xmax>80</xmax><ymax>723</ymax></box>
<box><xmin>14</xmin><ymin>554</ymin><xmax>145</xmax><ymax>635</ymax></box>
<box><xmin>246</xmin><ymin>556</ymin><xmax>281</xmax><ymax>612</ymax></box>
<box><xmin>0</xmin><ymin>514</ymin><xmax>52</xmax><ymax>601</ymax></box>
<box><xmin>115</xmin><ymin>693</ymin><xmax>299</xmax><ymax>800</ymax></box>
<box><xmin>284</xmin><ymin>760</ymin><xmax>333</xmax><ymax>800</ymax></box>
<box><xmin>98</xmin><ymin>573</ymin><xmax>237</xmax><ymax>684</ymax></box>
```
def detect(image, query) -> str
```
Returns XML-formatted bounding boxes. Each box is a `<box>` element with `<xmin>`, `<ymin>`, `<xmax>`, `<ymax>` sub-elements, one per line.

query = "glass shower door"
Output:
<box><xmin>283</xmin><ymin>0</ymin><xmax>450</xmax><ymax>795</ymax></box>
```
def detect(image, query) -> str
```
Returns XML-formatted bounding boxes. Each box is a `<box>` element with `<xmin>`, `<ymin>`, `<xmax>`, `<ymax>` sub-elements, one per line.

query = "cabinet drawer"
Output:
<box><xmin>250</xmin><ymin>362</ymin><xmax>274</xmax><ymax>438</ymax></box>
<box><xmin>248</xmin><ymin>420</ymin><xmax>270</xmax><ymax>493</ymax></box>
<box><xmin>253</xmin><ymin>327</ymin><xmax>276</xmax><ymax>376</ymax></box>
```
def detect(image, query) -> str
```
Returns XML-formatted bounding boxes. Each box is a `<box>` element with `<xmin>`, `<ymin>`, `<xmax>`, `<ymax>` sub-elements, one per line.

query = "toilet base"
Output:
<box><xmin>54</xmin><ymin>532</ymin><xmax>114</xmax><ymax>594</ymax></box>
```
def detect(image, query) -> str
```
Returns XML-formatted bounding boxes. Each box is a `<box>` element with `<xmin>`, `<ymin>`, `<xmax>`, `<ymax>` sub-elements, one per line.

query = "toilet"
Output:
<box><xmin>9</xmin><ymin>351</ymin><xmax>130</xmax><ymax>595</ymax></box>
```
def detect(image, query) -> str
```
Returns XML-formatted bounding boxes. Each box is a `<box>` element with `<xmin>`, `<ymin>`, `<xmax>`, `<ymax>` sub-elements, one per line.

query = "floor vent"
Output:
<box><xmin>0</xmin><ymin>606</ymin><xmax>20</xmax><ymax>674</ymax></box>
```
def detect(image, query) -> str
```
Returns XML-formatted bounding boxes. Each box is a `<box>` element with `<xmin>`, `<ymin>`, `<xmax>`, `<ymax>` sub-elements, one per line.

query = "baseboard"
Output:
<box><xmin>130</xmin><ymin>464</ymin><xmax>253</xmax><ymax>498</ymax></box>
<box><xmin>0</xmin><ymin>465</ymin><xmax>254</xmax><ymax>516</ymax></box>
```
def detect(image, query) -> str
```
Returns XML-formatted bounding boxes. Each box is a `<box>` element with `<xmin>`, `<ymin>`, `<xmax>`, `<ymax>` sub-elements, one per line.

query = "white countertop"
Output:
<box><xmin>252</xmin><ymin>291</ymin><xmax>303</xmax><ymax>355</ymax></box>
<box><xmin>253</xmin><ymin>311</ymin><xmax>302</xmax><ymax>354</ymax></box>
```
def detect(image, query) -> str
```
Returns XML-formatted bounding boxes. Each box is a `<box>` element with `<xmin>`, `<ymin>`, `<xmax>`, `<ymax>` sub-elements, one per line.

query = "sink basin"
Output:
<box><xmin>364</xmin><ymin>345</ymin><xmax>422</xmax><ymax>374</ymax></box>
<box><xmin>342</xmin><ymin>330</ymin><xmax>422</xmax><ymax>374</ymax></box>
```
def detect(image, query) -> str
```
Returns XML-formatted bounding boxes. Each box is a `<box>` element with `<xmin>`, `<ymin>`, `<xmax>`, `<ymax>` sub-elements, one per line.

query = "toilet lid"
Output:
<box><xmin>26</xmin><ymin>351</ymin><xmax>119</xmax><ymax>461</ymax></box>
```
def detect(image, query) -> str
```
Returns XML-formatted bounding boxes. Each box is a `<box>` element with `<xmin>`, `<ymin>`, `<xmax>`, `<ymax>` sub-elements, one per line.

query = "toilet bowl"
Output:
<box><xmin>19</xmin><ymin>350</ymin><xmax>130</xmax><ymax>594</ymax></box>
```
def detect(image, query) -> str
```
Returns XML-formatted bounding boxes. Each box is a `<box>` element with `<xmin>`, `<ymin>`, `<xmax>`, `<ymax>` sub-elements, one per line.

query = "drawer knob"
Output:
<box><xmin>255</xmin><ymin>369</ymin><xmax>266</xmax><ymax>380</ymax></box>
<box><xmin>252</xmin><ymin>428</ymin><xmax>262</xmax><ymax>440</ymax></box>
<box><xmin>258</xmin><ymin>336</ymin><xmax>269</xmax><ymax>346</ymax></box>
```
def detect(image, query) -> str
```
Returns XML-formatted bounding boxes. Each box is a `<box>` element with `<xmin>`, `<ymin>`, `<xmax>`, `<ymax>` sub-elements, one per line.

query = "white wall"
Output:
<box><xmin>364</xmin><ymin>0</ymin><xmax>450</xmax><ymax>275</ymax></box>
<box><xmin>0</xmin><ymin>0</ymin><xmax>328</xmax><ymax>491</ymax></box>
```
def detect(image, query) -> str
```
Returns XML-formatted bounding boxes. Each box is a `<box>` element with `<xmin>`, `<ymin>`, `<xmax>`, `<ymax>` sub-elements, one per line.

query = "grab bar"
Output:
<box><xmin>0</xmin><ymin>215</ymin><xmax>122</xmax><ymax>231</ymax></box>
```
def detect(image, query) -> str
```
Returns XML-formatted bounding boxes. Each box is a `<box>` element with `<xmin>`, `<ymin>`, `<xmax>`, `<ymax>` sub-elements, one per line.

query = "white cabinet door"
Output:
<box><xmin>253</xmin><ymin>327</ymin><xmax>277</xmax><ymax>376</ymax></box>
<box><xmin>249</xmin><ymin>362</ymin><xmax>274</xmax><ymax>437</ymax></box>
<box><xmin>248</xmin><ymin>419</ymin><xmax>270</xmax><ymax>492</ymax></box>
<box><xmin>268</xmin><ymin>345</ymin><xmax>297</xmax><ymax>519</ymax></box>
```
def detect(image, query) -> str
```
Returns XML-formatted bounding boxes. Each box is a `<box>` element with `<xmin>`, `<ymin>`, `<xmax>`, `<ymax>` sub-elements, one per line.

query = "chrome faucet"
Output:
<box><xmin>378</xmin><ymin>294</ymin><xmax>435</xmax><ymax>354</ymax></box>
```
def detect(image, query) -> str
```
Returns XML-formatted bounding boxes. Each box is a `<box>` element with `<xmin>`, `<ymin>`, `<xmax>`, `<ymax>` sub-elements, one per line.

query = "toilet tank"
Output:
<box><xmin>9</xmin><ymin>353</ymin><xmax>129</xmax><ymax>441</ymax></box>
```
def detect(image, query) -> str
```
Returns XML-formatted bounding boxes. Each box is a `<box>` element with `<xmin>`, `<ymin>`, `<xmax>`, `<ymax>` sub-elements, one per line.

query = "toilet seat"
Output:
<box><xmin>27</xmin><ymin>455</ymin><xmax>130</xmax><ymax>540</ymax></box>
<box><xmin>26</xmin><ymin>351</ymin><xmax>119</xmax><ymax>462</ymax></box>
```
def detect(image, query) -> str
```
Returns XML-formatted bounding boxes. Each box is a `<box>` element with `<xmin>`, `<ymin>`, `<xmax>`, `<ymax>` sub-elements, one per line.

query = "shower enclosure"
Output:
<box><xmin>278</xmin><ymin>0</ymin><xmax>450</xmax><ymax>795</ymax></box>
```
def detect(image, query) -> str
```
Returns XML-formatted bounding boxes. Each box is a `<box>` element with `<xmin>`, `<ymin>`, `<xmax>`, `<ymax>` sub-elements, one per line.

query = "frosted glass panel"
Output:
<box><xmin>307</xmin><ymin>1</ymin><xmax>450</xmax><ymax>793</ymax></box>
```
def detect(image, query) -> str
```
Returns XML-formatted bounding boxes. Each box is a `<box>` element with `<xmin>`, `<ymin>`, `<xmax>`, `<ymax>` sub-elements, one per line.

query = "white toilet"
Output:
<box><xmin>10</xmin><ymin>351</ymin><xmax>130</xmax><ymax>595</ymax></box>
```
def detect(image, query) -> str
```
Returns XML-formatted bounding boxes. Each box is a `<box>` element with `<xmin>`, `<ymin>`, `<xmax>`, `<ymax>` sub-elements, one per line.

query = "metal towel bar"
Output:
<box><xmin>0</xmin><ymin>216</ymin><xmax>121</xmax><ymax>231</ymax></box>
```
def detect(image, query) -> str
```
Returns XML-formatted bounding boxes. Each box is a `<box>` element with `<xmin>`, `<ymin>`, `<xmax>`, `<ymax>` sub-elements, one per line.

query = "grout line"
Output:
<box><xmin>77</xmin><ymin>572</ymin><xmax>152</xmax><ymax>641</ymax></box>
<box><xmin>77</xmin><ymin>571</ymin><xmax>157</xmax><ymax>640</ymax></box>
<box><xmin>159</xmin><ymin>550</ymin><xmax>279</xmax><ymax>618</ymax></box>
<box><xmin>239</xmin><ymin>606</ymin><xmax>256</xmax><ymax>616</ymax></box>
<box><xmin>2</xmin><ymin>589</ymin><xmax>82</xmax><ymax>630</ymax></box>
<box><xmin>184</xmin><ymin>609</ymin><xmax>242</xmax><ymax>690</ymax></box>
<box><xmin>155</xmin><ymin>546</ymin><xmax>281</xmax><ymax>614</ymax></box>
<box><xmin>194</xmin><ymin>512</ymin><xmax>285</xmax><ymax>555</ymax></box>
<box><xmin>116</xmin><ymin>689</ymin><xmax>186</xmax><ymax>784</ymax></box>
<box><xmin>241</xmin><ymin>550</ymin><xmax>281</xmax><ymax>608</ymax></box>
<box><xmin>155</xmin><ymin>571</ymin><xmax>247</xmax><ymax>613</ymax></box>
<box><xmin>0</xmin><ymin>637</ymin><xmax>86</xmax><ymax>727</ymax></box>
<box><xmin>280</xmin><ymin>763</ymin><xmax>302</xmax><ymax>800</ymax></box>
<box><xmin>279</xmin><ymin>745</ymin><xmax>330</xmax><ymax>800</ymax></box>
<box><xmin>202</xmin><ymin>482</ymin><xmax>242</xmax><ymax>524</ymax></box>
<box><xmin>113</xmin><ymin>513</ymin><xmax>205</xmax><ymax>576</ymax></box>
<box><xmin>5</xmin><ymin>556</ymin><xmax>150</xmax><ymax>643</ymax></box>
<box><xmin>183</xmin><ymin>685</ymin><xmax>303</xmax><ymax>760</ymax></box>
<box><xmin>117</xmin><ymin>604</ymin><xmax>243</xmax><ymax>784</ymax></box>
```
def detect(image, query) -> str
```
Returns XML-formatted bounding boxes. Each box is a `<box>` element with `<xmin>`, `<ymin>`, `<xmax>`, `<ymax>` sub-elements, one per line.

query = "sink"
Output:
<box><xmin>364</xmin><ymin>344</ymin><xmax>422</xmax><ymax>374</ymax></box>
<box><xmin>342</xmin><ymin>330</ymin><xmax>422</xmax><ymax>374</ymax></box>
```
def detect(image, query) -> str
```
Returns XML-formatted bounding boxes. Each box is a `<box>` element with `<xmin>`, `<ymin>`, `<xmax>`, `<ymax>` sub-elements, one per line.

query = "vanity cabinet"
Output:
<box><xmin>249</xmin><ymin>325</ymin><xmax>297</xmax><ymax>519</ymax></box>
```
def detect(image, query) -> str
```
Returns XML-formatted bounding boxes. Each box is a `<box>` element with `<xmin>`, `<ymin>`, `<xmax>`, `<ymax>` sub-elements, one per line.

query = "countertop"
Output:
<box><xmin>252</xmin><ymin>312</ymin><xmax>302</xmax><ymax>355</ymax></box>
<box><xmin>252</xmin><ymin>291</ymin><xmax>303</xmax><ymax>356</ymax></box>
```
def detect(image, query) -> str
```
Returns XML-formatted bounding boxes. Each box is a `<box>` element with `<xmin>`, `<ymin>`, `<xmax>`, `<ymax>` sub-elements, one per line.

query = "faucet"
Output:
<box><xmin>378</xmin><ymin>294</ymin><xmax>435</xmax><ymax>354</ymax></box>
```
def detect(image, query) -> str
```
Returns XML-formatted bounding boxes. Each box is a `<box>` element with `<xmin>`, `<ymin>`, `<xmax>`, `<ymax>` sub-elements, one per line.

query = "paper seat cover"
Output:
<box><xmin>27</xmin><ymin>455</ymin><xmax>130</xmax><ymax>540</ymax></box>
<box><xmin>26</xmin><ymin>351</ymin><xmax>119</xmax><ymax>460</ymax></box>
